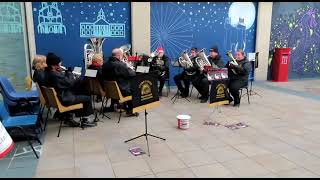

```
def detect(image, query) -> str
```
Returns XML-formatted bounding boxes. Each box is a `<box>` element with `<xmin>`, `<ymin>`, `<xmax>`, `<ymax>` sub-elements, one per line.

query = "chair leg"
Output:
<box><xmin>16</xmin><ymin>127</ymin><xmax>39</xmax><ymax>159</ymax></box>
<box><xmin>246</xmin><ymin>88</ymin><xmax>250</xmax><ymax>104</ymax></box>
<box><xmin>57</xmin><ymin>118</ymin><xmax>64</xmax><ymax>137</ymax></box>
<box><xmin>44</xmin><ymin>108</ymin><xmax>50</xmax><ymax>131</ymax></box>
<box><xmin>190</xmin><ymin>85</ymin><xmax>193</xmax><ymax>97</ymax></box>
<box><xmin>118</xmin><ymin>104</ymin><xmax>122</xmax><ymax>124</ymax></box>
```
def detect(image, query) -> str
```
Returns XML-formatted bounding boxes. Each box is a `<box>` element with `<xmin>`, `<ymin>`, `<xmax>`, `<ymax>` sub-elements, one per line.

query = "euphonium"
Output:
<box><xmin>195</xmin><ymin>49</ymin><xmax>215</xmax><ymax>71</ymax></box>
<box><xmin>226</xmin><ymin>51</ymin><xmax>238</xmax><ymax>74</ymax></box>
<box><xmin>120</xmin><ymin>44</ymin><xmax>135</xmax><ymax>70</ymax></box>
<box><xmin>178</xmin><ymin>50</ymin><xmax>196</xmax><ymax>75</ymax></box>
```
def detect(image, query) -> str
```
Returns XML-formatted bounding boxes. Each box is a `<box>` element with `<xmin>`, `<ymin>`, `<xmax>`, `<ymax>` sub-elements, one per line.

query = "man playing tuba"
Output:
<box><xmin>174</xmin><ymin>47</ymin><xmax>200</xmax><ymax>98</ymax></box>
<box><xmin>192</xmin><ymin>46</ymin><xmax>225</xmax><ymax>103</ymax></box>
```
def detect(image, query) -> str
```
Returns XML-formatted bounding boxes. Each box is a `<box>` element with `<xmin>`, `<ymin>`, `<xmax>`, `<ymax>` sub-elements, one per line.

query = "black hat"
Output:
<box><xmin>210</xmin><ymin>46</ymin><xmax>219</xmax><ymax>53</ymax></box>
<box><xmin>46</xmin><ymin>53</ymin><xmax>61</xmax><ymax>66</ymax></box>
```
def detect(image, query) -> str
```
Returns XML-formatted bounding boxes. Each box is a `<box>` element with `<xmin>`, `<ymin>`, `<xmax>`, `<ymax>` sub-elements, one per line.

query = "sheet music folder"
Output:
<box><xmin>84</xmin><ymin>69</ymin><xmax>97</xmax><ymax>77</ymax></box>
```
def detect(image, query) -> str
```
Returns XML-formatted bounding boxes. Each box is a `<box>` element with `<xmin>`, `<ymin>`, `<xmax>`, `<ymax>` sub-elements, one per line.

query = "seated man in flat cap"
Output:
<box><xmin>45</xmin><ymin>53</ymin><xmax>97</xmax><ymax>127</ymax></box>
<box><xmin>192</xmin><ymin>46</ymin><xmax>225</xmax><ymax>103</ymax></box>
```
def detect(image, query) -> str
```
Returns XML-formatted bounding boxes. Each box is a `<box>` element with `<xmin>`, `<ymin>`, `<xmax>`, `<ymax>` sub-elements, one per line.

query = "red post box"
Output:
<box><xmin>272</xmin><ymin>48</ymin><xmax>291</xmax><ymax>82</ymax></box>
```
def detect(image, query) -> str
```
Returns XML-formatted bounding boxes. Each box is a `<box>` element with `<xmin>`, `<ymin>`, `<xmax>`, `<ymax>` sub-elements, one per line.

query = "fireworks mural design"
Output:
<box><xmin>270</xmin><ymin>3</ymin><xmax>320</xmax><ymax>77</ymax></box>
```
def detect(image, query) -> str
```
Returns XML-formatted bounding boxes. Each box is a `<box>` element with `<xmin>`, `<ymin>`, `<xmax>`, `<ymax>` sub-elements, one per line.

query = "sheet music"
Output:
<box><xmin>248</xmin><ymin>53</ymin><xmax>256</xmax><ymax>61</ymax></box>
<box><xmin>136</xmin><ymin>66</ymin><xmax>150</xmax><ymax>73</ymax></box>
<box><xmin>73</xmin><ymin>67</ymin><xmax>82</xmax><ymax>73</ymax></box>
<box><xmin>84</xmin><ymin>69</ymin><xmax>97</xmax><ymax>77</ymax></box>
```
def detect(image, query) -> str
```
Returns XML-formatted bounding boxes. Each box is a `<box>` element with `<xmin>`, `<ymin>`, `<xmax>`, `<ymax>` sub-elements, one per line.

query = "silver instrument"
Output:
<box><xmin>226</xmin><ymin>51</ymin><xmax>238</xmax><ymax>75</ymax></box>
<box><xmin>178</xmin><ymin>50</ymin><xmax>196</xmax><ymax>76</ymax></box>
<box><xmin>119</xmin><ymin>44</ymin><xmax>135</xmax><ymax>70</ymax></box>
<box><xmin>195</xmin><ymin>49</ymin><xmax>215</xmax><ymax>72</ymax></box>
<box><xmin>147</xmin><ymin>50</ymin><xmax>159</xmax><ymax>63</ymax></box>
<box><xmin>84</xmin><ymin>38</ymin><xmax>105</xmax><ymax>68</ymax></box>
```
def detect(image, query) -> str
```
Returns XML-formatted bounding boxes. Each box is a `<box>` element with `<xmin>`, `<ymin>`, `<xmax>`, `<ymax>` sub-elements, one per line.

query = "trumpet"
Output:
<box><xmin>226</xmin><ymin>51</ymin><xmax>238</xmax><ymax>74</ymax></box>
<box><xmin>195</xmin><ymin>49</ymin><xmax>215</xmax><ymax>72</ymax></box>
<box><xmin>120</xmin><ymin>44</ymin><xmax>135</xmax><ymax>70</ymax></box>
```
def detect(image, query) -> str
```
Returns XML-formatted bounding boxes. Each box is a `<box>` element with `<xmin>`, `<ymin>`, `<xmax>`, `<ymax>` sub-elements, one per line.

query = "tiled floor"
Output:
<box><xmin>2</xmin><ymin>78</ymin><xmax>320</xmax><ymax>178</ymax></box>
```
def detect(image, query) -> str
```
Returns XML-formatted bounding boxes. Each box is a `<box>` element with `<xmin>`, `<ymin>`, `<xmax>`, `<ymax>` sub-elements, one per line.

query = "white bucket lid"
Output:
<box><xmin>177</xmin><ymin>115</ymin><xmax>191</xmax><ymax>120</ymax></box>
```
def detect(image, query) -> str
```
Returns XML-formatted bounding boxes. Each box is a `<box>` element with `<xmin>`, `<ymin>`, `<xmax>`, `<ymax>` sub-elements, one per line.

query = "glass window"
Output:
<box><xmin>0</xmin><ymin>2</ymin><xmax>29</xmax><ymax>91</ymax></box>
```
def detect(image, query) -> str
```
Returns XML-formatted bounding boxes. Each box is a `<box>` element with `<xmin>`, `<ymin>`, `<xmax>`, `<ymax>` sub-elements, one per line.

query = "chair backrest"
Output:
<box><xmin>0</xmin><ymin>76</ymin><xmax>16</xmax><ymax>97</ymax></box>
<box><xmin>25</xmin><ymin>76</ymin><xmax>32</xmax><ymax>91</ymax></box>
<box><xmin>35</xmin><ymin>83</ymin><xmax>47</xmax><ymax>107</ymax></box>
<box><xmin>103</xmin><ymin>81</ymin><xmax>123</xmax><ymax>100</ymax></box>
<box><xmin>86</xmin><ymin>78</ymin><xmax>105</xmax><ymax>96</ymax></box>
<box><xmin>42</xmin><ymin>86</ymin><xmax>62</xmax><ymax>111</ymax></box>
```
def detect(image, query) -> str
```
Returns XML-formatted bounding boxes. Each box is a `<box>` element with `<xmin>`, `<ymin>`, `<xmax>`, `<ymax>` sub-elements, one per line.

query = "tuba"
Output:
<box><xmin>178</xmin><ymin>50</ymin><xmax>195</xmax><ymax>75</ymax></box>
<box><xmin>195</xmin><ymin>49</ymin><xmax>215</xmax><ymax>72</ymax></box>
<box><xmin>119</xmin><ymin>44</ymin><xmax>135</xmax><ymax>70</ymax></box>
<box><xmin>226</xmin><ymin>51</ymin><xmax>238</xmax><ymax>75</ymax></box>
<box><xmin>84</xmin><ymin>37</ymin><xmax>105</xmax><ymax>68</ymax></box>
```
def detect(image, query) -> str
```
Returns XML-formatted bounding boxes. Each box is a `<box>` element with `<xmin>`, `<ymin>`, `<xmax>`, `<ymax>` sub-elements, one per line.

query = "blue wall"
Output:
<box><xmin>269</xmin><ymin>2</ymin><xmax>320</xmax><ymax>79</ymax></box>
<box><xmin>151</xmin><ymin>2</ymin><xmax>258</xmax><ymax>85</ymax></box>
<box><xmin>32</xmin><ymin>2</ymin><xmax>131</xmax><ymax>68</ymax></box>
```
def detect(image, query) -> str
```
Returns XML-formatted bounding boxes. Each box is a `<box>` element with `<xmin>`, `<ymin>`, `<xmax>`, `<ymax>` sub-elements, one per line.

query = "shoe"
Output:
<box><xmin>83</xmin><ymin>115</ymin><xmax>95</xmax><ymax>123</ymax></box>
<box><xmin>64</xmin><ymin>119</ymin><xmax>80</xmax><ymax>127</ymax></box>
<box><xmin>180</xmin><ymin>93</ymin><xmax>188</xmax><ymax>98</ymax></box>
<box><xmin>200</xmin><ymin>98</ymin><xmax>208</xmax><ymax>103</ymax></box>
<box><xmin>198</xmin><ymin>96</ymin><xmax>203</xmax><ymax>100</ymax></box>
<box><xmin>81</xmin><ymin>119</ymin><xmax>97</xmax><ymax>127</ymax></box>
<box><xmin>125</xmin><ymin>112</ymin><xmax>139</xmax><ymax>117</ymax></box>
<box><xmin>158</xmin><ymin>92</ymin><xmax>163</xmax><ymax>97</ymax></box>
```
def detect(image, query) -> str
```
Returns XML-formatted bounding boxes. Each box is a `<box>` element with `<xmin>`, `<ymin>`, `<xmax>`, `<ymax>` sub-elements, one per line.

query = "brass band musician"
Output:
<box><xmin>150</xmin><ymin>47</ymin><xmax>169</xmax><ymax>96</ymax></box>
<box><xmin>192</xmin><ymin>46</ymin><xmax>225</xmax><ymax>103</ymax></box>
<box><xmin>173</xmin><ymin>47</ymin><xmax>199</xmax><ymax>98</ymax></box>
<box><xmin>225</xmin><ymin>49</ymin><xmax>251</xmax><ymax>107</ymax></box>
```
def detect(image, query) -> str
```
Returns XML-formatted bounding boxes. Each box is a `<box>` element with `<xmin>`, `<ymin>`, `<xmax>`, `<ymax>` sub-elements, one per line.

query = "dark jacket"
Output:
<box><xmin>184</xmin><ymin>56</ymin><xmax>200</xmax><ymax>77</ymax></box>
<box><xmin>102</xmin><ymin>56</ymin><xmax>136</xmax><ymax>95</ymax></box>
<box><xmin>208</xmin><ymin>55</ymin><xmax>225</xmax><ymax>68</ymax></box>
<box><xmin>226</xmin><ymin>57</ymin><xmax>252</xmax><ymax>83</ymax></box>
<box><xmin>32</xmin><ymin>69</ymin><xmax>48</xmax><ymax>86</ymax></box>
<box><xmin>47</xmin><ymin>70</ymin><xmax>81</xmax><ymax>105</ymax></box>
<box><xmin>150</xmin><ymin>55</ymin><xmax>169</xmax><ymax>78</ymax></box>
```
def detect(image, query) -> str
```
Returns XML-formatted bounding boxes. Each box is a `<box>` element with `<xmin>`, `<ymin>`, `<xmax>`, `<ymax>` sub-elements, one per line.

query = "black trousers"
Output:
<box><xmin>157</xmin><ymin>74</ymin><xmax>167</xmax><ymax>93</ymax></box>
<box><xmin>63</xmin><ymin>80</ymin><xmax>94</xmax><ymax>117</ymax></box>
<box><xmin>228</xmin><ymin>79</ymin><xmax>247</xmax><ymax>104</ymax></box>
<box><xmin>173</xmin><ymin>72</ymin><xmax>191</xmax><ymax>96</ymax></box>
<box><xmin>192</xmin><ymin>74</ymin><xmax>210</xmax><ymax>99</ymax></box>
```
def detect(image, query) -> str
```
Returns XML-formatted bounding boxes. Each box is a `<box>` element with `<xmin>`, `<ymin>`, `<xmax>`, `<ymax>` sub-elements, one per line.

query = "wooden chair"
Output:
<box><xmin>103</xmin><ymin>81</ymin><xmax>132</xmax><ymax>123</ymax></box>
<box><xmin>42</xmin><ymin>86</ymin><xmax>83</xmax><ymax>137</ymax></box>
<box><xmin>85</xmin><ymin>77</ymin><xmax>110</xmax><ymax>120</ymax></box>
<box><xmin>35</xmin><ymin>83</ymin><xmax>52</xmax><ymax>131</ymax></box>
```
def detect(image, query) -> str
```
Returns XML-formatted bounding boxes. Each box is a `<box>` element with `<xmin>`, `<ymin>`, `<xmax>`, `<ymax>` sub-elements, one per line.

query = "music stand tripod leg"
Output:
<box><xmin>124</xmin><ymin>109</ymin><xmax>166</xmax><ymax>156</ymax></box>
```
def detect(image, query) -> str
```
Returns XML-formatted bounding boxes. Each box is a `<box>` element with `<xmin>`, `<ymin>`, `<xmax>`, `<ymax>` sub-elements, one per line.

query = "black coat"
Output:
<box><xmin>208</xmin><ymin>55</ymin><xmax>225</xmax><ymax>68</ymax></box>
<box><xmin>102</xmin><ymin>57</ymin><xmax>136</xmax><ymax>95</ymax></box>
<box><xmin>87</xmin><ymin>64</ymin><xmax>103</xmax><ymax>85</ymax></box>
<box><xmin>150</xmin><ymin>55</ymin><xmax>169</xmax><ymax>78</ymax></box>
<box><xmin>47</xmin><ymin>70</ymin><xmax>81</xmax><ymax>105</ymax></box>
<box><xmin>226</xmin><ymin>57</ymin><xmax>252</xmax><ymax>83</ymax></box>
<box><xmin>32</xmin><ymin>70</ymin><xmax>48</xmax><ymax>86</ymax></box>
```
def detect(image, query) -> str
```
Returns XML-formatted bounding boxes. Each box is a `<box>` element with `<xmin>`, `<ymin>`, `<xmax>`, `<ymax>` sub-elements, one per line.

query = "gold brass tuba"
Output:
<box><xmin>119</xmin><ymin>44</ymin><xmax>135</xmax><ymax>70</ymax></box>
<box><xmin>84</xmin><ymin>37</ymin><xmax>105</xmax><ymax>68</ymax></box>
<box><xmin>195</xmin><ymin>49</ymin><xmax>215</xmax><ymax>71</ymax></box>
<box><xmin>226</xmin><ymin>51</ymin><xmax>238</xmax><ymax>75</ymax></box>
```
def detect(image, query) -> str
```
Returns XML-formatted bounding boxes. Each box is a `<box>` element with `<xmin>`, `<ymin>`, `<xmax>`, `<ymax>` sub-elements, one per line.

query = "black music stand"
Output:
<box><xmin>124</xmin><ymin>73</ymin><xmax>166</xmax><ymax>157</ymax></box>
<box><xmin>170</xmin><ymin>59</ymin><xmax>191</xmax><ymax>104</ymax></box>
<box><xmin>248</xmin><ymin>52</ymin><xmax>262</xmax><ymax>97</ymax></box>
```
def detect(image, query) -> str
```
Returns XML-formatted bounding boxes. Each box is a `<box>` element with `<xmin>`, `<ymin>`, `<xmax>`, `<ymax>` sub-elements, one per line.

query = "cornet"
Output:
<box><xmin>226</xmin><ymin>51</ymin><xmax>238</xmax><ymax>75</ymax></box>
<box><xmin>147</xmin><ymin>50</ymin><xmax>159</xmax><ymax>63</ymax></box>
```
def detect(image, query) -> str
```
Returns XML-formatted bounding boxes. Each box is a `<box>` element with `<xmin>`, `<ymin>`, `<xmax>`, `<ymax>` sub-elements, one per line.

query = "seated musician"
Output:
<box><xmin>226</xmin><ymin>49</ymin><xmax>252</xmax><ymax>107</ymax></box>
<box><xmin>174</xmin><ymin>47</ymin><xmax>199</xmax><ymax>98</ymax></box>
<box><xmin>32</xmin><ymin>55</ymin><xmax>48</xmax><ymax>86</ymax></box>
<box><xmin>150</xmin><ymin>47</ymin><xmax>169</xmax><ymax>96</ymax></box>
<box><xmin>87</xmin><ymin>53</ymin><xmax>104</xmax><ymax>102</ymax></box>
<box><xmin>101</xmin><ymin>48</ymin><xmax>139</xmax><ymax>117</ymax></box>
<box><xmin>45</xmin><ymin>53</ymin><xmax>97</xmax><ymax>127</ymax></box>
<box><xmin>192</xmin><ymin>46</ymin><xmax>225</xmax><ymax>103</ymax></box>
